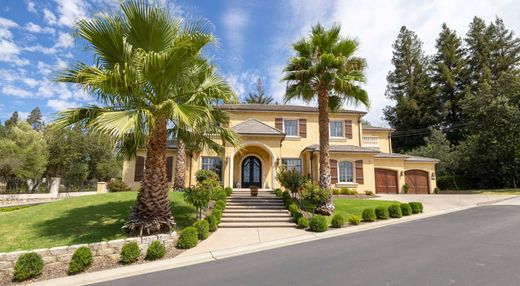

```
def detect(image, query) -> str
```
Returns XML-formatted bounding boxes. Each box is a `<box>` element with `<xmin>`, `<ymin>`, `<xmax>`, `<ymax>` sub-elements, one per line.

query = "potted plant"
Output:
<box><xmin>250</xmin><ymin>185</ymin><xmax>259</xmax><ymax>197</ymax></box>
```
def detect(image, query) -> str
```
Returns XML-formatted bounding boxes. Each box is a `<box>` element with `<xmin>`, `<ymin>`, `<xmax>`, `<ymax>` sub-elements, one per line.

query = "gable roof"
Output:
<box><xmin>219</xmin><ymin>104</ymin><xmax>366</xmax><ymax>115</ymax></box>
<box><xmin>375</xmin><ymin>153</ymin><xmax>439</xmax><ymax>162</ymax></box>
<box><xmin>304</xmin><ymin>144</ymin><xmax>379</xmax><ymax>154</ymax></box>
<box><xmin>232</xmin><ymin>118</ymin><xmax>285</xmax><ymax>135</ymax></box>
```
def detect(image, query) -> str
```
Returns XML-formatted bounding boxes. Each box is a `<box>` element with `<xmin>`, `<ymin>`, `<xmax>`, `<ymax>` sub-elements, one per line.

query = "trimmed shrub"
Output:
<box><xmin>274</xmin><ymin>188</ymin><xmax>283</xmax><ymax>197</ymax></box>
<box><xmin>297</xmin><ymin>217</ymin><xmax>309</xmax><ymax>229</ymax></box>
<box><xmin>215</xmin><ymin>200</ymin><xmax>226</xmax><ymax>211</ymax></box>
<box><xmin>211</xmin><ymin>189</ymin><xmax>227</xmax><ymax>201</ymax></box>
<box><xmin>375</xmin><ymin>206</ymin><xmax>389</xmax><ymax>220</ymax></box>
<box><xmin>332</xmin><ymin>188</ymin><xmax>341</xmax><ymax>195</ymax></box>
<box><xmin>364</xmin><ymin>190</ymin><xmax>374</xmax><ymax>196</ymax></box>
<box><xmin>68</xmin><ymin>246</ymin><xmax>93</xmax><ymax>275</ymax></box>
<box><xmin>402</xmin><ymin>184</ymin><xmax>410</xmax><ymax>194</ymax></box>
<box><xmin>13</xmin><ymin>253</ymin><xmax>44</xmax><ymax>281</ymax></box>
<box><xmin>331</xmin><ymin>214</ymin><xmax>345</xmax><ymax>228</ymax></box>
<box><xmin>107</xmin><ymin>179</ymin><xmax>130</xmax><ymax>192</ymax></box>
<box><xmin>120</xmin><ymin>242</ymin><xmax>140</xmax><ymax>264</ymax></box>
<box><xmin>193</xmin><ymin>220</ymin><xmax>210</xmax><ymax>240</ymax></box>
<box><xmin>206</xmin><ymin>215</ymin><xmax>218</xmax><ymax>232</ymax></box>
<box><xmin>409</xmin><ymin>202</ymin><xmax>423</xmax><ymax>213</ymax></box>
<box><xmin>348</xmin><ymin>214</ymin><xmax>361</xmax><ymax>225</ymax></box>
<box><xmin>288</xmin><ymin>204</ymin><xmax>299</xmax><ymax>215</ymax></box>
<box><xmin>282</xmin><ymin>191</ymin><xmax>292</xmax><ymax>205</ymax></box>
<box><xmin>224</xmin><ymin>187</ymin><xmax>233</xmax><ymax>196</ymax></box>
<box><xmin>362</xmin><ymin>208</ymin><xmax>376</xmax><ymax>222</ymax></box>
<box><xmin>145</xmin><ymin>241</ymin><xmax>166</xmax><ymax>261</ymax></box>
<box><xmin>212</xmin><ymin>209</ymin><xmax>222</xmax><ymax>223</ymax></box>
<box><xmin>400</xmin><ymin>203</ymin><xmax>412</xmax><ymax>216</ymax></box>
<box><xmin>341</xmin><ymin>188</ymin><xmax>358</xmax><ymax>195</ymax></box>
<box><xmin>301</xmin><ymin>182</ymin><xmax>330</xmax><ymax>211</ymax></box>
<box><xmin>388</xmin><ymin>204</ymin><xmax>402</xmax><ymax>218</ymax></box>
<box><xmin>195</xmin><ymin>169</ymin><xmax>219</xmax><ymax>183</ymax></box>
<box><xmin>309</xmin><ymin>215</ymin><xmax>328</xmax><ymax>232</ymax></box>
<box><xmin>176</xmin><ymin>227</ymin><xmax>199</xmax><ymax>249</ymax></box>
<box><xmin>292</xmin><ymin>211</ymin><xmax>303</xmax><ymax>221</ymax></box>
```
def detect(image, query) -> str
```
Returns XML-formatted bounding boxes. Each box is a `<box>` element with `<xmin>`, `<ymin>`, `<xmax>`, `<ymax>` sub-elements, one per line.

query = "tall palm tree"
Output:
<box><xmin>52</xmin><ymin>0</ymin><xmax>236</xmax><ymax>235</ymax></box>
<box><xmin>283</xmin><ymin>23</ymin><xmax>369</xmax><ymax>215</ymax></box>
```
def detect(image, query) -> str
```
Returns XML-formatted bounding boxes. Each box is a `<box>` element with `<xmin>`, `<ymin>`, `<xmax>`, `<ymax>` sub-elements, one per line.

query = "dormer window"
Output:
<box><xmin>329</xmin><ymin>121</ymin><xmax>344</xmax><ymax>138</ymax></box>
<box><xmin>283</xmin><ymin>119</ymin><xmax>299</xmax><ymax>136</ymax></box>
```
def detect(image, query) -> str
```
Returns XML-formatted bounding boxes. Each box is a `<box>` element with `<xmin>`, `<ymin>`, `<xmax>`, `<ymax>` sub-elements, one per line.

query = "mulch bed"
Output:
<box><xmin>0</xmin><ymin>239</ymin><xmax>184</xmax><ymax>286</ymax></box>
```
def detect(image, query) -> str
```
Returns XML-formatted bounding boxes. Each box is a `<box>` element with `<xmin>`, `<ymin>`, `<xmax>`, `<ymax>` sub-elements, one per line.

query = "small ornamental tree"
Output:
<box><xmin>183</xmin><ymin>186</ymin><xmax>211</xmax><ymax>220</ymax></box>
<box><xmin>301</xmin><ymin>182</ymin><xmax>330</xmax><ymax>214</ymax></box>
<box><xmin>276</xmin><ymin>167</ymin><xmax>307</xmax><ymax>198</ymax></box>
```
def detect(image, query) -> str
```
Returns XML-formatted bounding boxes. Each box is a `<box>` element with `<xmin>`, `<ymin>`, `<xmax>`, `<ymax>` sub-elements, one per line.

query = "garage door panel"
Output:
<box><xmin>405</xmin><ymin>170</ymin><xmax>429</xmax><ymax>194</ymax></box>
<box><xmin>375</xmin><ymin>169</ymin><xmax>398</xmax><ymax>194</ymax></box>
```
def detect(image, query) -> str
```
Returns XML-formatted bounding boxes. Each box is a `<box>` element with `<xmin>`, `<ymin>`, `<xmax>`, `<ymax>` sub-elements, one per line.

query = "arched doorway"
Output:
<box><xmin>241</xmin><ymin>156</ymin><xmax>262</xmax><ymax>188</ymax></box>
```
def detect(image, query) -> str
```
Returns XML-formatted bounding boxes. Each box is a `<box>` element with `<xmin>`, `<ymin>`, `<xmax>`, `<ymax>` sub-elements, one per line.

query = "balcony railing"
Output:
<box><xmin>362</xmin><ymin>136</ymin><xmax>379</xmax><ymax>147</ymax></box>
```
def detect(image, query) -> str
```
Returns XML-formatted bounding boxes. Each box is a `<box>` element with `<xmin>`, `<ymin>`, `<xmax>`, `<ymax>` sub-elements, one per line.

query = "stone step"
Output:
<box><xmin>224</xmin><ymin>209</ymin><xmax>289</xmax><ymax>213</ymax></box>
<box><xmin>226</xmin><ymin>202</ymin><xmax>284</xmax><ymax>206</ymax></box>
<box><xmin>226</xmin><ymin>205</ymin><xmax>286</xmax><ymax>210</ymax></box>
<box><xmin>219</xmin><ymin>222</ymin><xmax>295</xmax><ymax>228</ymax></box>
<box><xmin>221</xmin><ymin>217</ymin><xmax>293</xmax><ymax>223</ymax></box>
<box><xmin>222</xmin><ymin>212</ymin><xmax>291</xmax><ymax>218</ymax></box>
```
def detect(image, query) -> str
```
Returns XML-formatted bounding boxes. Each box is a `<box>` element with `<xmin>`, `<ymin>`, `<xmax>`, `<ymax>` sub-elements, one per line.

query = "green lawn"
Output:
<box><xmin>329</xmin><ymin>198</ymin><xmax>399</xmax><ymax>222</ymax></box>
<box><xmin>0</xmin><ymin>192</ymin><xmax>196</xmax><ymax>252</ymax></box>
<box><xmin>441</xmin><ymin>188</ymin><xmax>520</xmax><ymax>195</ymax></box>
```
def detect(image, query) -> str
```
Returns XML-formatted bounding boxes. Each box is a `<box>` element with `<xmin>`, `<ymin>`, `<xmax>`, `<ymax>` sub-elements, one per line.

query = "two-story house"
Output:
<box><xmin>122</xmin><ymin>104</ymin><xmax>438</xmax><ymax>194</ymax></box>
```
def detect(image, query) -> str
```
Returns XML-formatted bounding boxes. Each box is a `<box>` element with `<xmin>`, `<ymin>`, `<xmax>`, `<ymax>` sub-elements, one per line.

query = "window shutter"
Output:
<box><xmin>355</xmin><ymin>160</ymin><xmax>364</xmax><ymax>184</ymax></box>
<box><xmin>166</xmin><ymin>156</ymin><xmax>173</xmax><ymax>182</ymax></box>
<box><xmin>345</xmin><ymin>120</ymin><xmax>353</xmax><ymax>139</ymax></box>
<box><xmin>330</xmin><ymin>159</ymin><xmax>338</xmax><ymax>184</ymax></box>
<box><xmin>299</xmin><ymin>119</ymin><xmax>307</xmax><ymax>138</ymax></box>
<box><xmin>275</xmin><ymin>118</ymin><xmax>283</xmax><ymax>131</ymax></box>
<box><xmin>134</xmin><ymin>156</ymin><xmax>145</xmax><ymax>182</ymax></box>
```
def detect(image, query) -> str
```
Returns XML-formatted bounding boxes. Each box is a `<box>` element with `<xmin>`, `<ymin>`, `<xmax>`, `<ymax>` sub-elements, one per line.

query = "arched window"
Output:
<box><xmin>338</xmin><ymin>161</ymin><xmax>354</xmax><ymax>183</ymax></box>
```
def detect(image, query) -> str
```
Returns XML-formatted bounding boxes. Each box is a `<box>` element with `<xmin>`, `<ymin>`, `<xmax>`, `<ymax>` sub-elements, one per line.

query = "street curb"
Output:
<box><xmin>33</xmin><ymin>203</ymin><xmax>481</xmax><ymax>286</ymax></box>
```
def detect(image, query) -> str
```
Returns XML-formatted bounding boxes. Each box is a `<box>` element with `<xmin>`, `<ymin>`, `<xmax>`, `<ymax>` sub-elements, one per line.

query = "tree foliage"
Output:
<box><xmin>242</xmin><ymin>78</ymin><xmax>274</xmax><ymax>104</ymax></box>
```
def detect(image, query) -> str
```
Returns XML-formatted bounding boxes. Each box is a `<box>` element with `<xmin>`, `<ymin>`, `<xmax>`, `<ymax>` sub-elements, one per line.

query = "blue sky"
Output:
<box><xmin>0</xmin><ymin>0</ymin><xmax>519</xmax><ymax>125</ymax></box>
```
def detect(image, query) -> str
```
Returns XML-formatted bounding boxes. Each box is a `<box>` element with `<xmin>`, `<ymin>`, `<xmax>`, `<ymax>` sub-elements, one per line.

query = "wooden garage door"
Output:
<box><xmin>405</xmin><ymin>170</ymin><xmax>429</xmax><ymax>194</ymax></box>
<box><xmin>375</xmin><ymin>169</ymin><xmax>398</xmax><ymax>194</ymax></box>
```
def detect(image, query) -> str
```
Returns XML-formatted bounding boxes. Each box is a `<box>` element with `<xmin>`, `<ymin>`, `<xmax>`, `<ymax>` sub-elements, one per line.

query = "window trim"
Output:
<box><xmin>200</xmin><ymin>156</ymin><xmax>223</xmax><ymax>181</ymax></box>
<box><xmin>329</xmin><ymin>120</ymin><xmax>345</xmax><ymax>138</ymax></box>
<box><xmin>283</xmin><ymin>118</ymin><xmax>299</xmax><ymax>137</ymax></box>
<box><xmin>281</xmin><ymin>158</ymin><xmax>303</xmax><ymax>174</ymax></box>
<box><xmin>337</xmin><ymin>160</ymin><xmax>355</xmax><ymax>183</ymax></box>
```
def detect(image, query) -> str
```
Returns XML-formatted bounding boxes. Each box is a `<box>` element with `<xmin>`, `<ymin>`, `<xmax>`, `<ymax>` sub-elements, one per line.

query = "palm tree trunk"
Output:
<box><xmin>315</xmin><ymin>90</ymin><xmax>335</xmax><ymax>215</ymax></box>
<box><xmin>173</xmin><ymin>141</ymin><xmax>186</xmax><ymax>191</ymax></box>
<box><xmin>124</xmin><ymin>118</ymin><xmax>175</xmax><ymax>235</ymax></box>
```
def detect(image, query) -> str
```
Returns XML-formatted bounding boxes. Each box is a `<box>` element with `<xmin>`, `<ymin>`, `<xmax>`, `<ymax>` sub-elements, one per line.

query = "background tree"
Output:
<box><xmin>283</xmin><ymin>23</ymin><xmax>369</xmax><ymax>215</ymax></box>
<box><xmin>384</xmin><ymin>26</ymin><xmax>442</xmax><ymax>152</ymax></box>
<box><xmin>52</xmin><ymin>1</ymin><xmax>236</xmax><ymax>234</ymax></box>
<box><xmin>242</xmin><ymin>78</ymin><xmax>274</xmax><ymax>104</ymax></box>
<box><xmin>0</xmin><ymin>122</ymin><xmax>48</xmax><ymax>192</ymax></box>
<box><xmin>27</xmin><ymin>107</ymin><xmax>44</xmax><ymax>131</ymax></box>
<box><xmin>4</xmin><ymin>111</ymin><xmax>19</xmax><ymax>129</ymax></box>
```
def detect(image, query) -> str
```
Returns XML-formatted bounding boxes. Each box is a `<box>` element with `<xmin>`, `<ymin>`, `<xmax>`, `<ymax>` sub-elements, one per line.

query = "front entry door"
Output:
<box><xmin>242</xmin><ymin>156</ymin><xmax>262</xmax><ymax>188</ymax></box>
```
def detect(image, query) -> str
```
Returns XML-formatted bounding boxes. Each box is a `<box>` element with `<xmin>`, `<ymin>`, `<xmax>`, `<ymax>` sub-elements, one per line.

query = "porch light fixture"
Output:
<box><xmin>400</xmin><ymin>170</ymin><xmax>404</xmax><ymax>177</ymax></box>
<box><xmin>276</xmin><ymin>158</ymin><xmax>280</xmax><ymax>165</ymax></box>
<box><xmin>431</xmin><ymin>172</ymin><xmax>436</xmax><ymax>180</ymax></box>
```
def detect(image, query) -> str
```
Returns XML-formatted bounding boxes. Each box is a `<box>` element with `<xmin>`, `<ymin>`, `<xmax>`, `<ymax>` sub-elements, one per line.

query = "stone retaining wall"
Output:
<box><xmin>0</xmin><ymin>232</ymin><xmax>177</xmax><ymax>275</ymax></box>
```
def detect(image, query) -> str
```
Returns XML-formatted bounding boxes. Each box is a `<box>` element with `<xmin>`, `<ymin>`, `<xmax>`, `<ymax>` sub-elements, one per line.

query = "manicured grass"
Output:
<box><xmin>0</xmin><ymin>192</ymin><xmax>196</xmax><ymax>252</ymax></box>
<box><xmin>441</xmin><ymin>188</ymin><xmax>520</xmax><ymax>195</ymax></box>
<box><xmin>329</xmin><ymin>198</ymin><xmax>399</xmax><ymax>223</ymax></box>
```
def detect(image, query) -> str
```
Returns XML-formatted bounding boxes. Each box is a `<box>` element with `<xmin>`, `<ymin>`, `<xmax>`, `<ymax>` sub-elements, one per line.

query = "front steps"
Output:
<box><xmin>220</xmin><ymin>189</ymin><xmax>295</xmax><ymax>228</ymax></box>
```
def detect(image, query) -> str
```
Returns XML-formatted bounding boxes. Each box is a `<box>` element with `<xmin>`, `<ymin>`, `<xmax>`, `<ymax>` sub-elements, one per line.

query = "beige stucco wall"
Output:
<box><xmin>328</xmin><ymin>153</ymin><xmax>376</xmax><ymax>193</ymax></box>
<box><xmin>362</xmin><ymin>129</ymin><xmax>392</xmax><ymax>153</ymax></box>
<box><xmin>122</xmin><ymin>149</ymin><xmax>178</xmax><ymax>191</ymax></box>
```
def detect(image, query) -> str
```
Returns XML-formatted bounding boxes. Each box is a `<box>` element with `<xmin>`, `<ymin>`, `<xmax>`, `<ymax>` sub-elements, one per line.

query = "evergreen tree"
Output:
<box><xmin>432</xmin><ymin>24</ymin><xmax>467</xmax><ymax>144</ymax></box>
<box><xmin>487</xmin><ymin>17</ymin><xmax>520</xmax><ymax>79</ymax></box>
<box><xmin>4</xmin><ymin>111</ymin><xmax>19</xmax><ymax>129</ymax></box>
<box><xmin>384</xmin><ymin>26</ymin><xmax>441</xmax><ymax>152</ymax></box>
<box><xmin>26</xmin><ymin>107</ymin><xmax>44</xmax><ymax>131</ymax></box>
<box><xmin>243</xmin><ymin>78</ymin><xmax>274</xmax><ymax>104</ymax></box>
<box><xmin>464</xmin><ymin>17</ymin><xmax>493</xmax><ymax>90</ymax></box>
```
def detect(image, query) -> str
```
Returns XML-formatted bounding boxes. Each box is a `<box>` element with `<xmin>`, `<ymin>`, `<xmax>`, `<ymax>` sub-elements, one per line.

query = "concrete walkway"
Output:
<box><xmin>372</xmin><ymin>193</ymin><xmax>518</xmax><ymax>213</ymax></box>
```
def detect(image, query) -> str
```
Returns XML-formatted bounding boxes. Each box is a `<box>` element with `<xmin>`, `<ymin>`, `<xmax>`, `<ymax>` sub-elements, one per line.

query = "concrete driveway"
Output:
<box><xmin>372</xmin><ymin>193</ymin><xmax>518</xmax><ymax>213</ymax></box>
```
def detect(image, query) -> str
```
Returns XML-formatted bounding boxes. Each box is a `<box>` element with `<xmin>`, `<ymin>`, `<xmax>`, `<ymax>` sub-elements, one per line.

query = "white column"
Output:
<box><xmin>49</xmin><ymin>177</ymin><xmax>60</xmax><ymax>197</ymax></box>
<box><xmin>271</xmin><ymin>156</ymin><xmax>276</xmax><ymax>190</ymax></box>
<box><xmin>229</xmin><ymin>153</ymin><xmax>234</xmax><ymax>188</ymax></box>
<box><xmin>97</xmin><ymin>182</ymin><xmax>108</xmax><ymax>193</ymax></box>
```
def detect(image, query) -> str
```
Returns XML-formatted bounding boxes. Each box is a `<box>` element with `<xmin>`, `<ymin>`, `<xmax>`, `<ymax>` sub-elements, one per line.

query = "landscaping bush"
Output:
<box><xmin>282</xmin><ymin>191</ymin><xmax>292</xmax><ymax>205</ymax></box>
<box><xmin>301</xmin><ymin>182</ymin><xmax>330</xmax><ymax>211</ymax></box>
<box><xmin>297</xmin><ymin>217</ymin><xmax>309</xmax><ymax>229</ymax></box>
<box><xmin>402</xmin><ymin>184</ymin><xmax>410</xmax><ymax>194</ymax></box>
<box><xmin>212</xmin><ymin>209</ymin><xmax>222</xmax><ymax>223</ymax></box>
<box><xmin>68</xmin><ymin>246</ymin><xmax>93</xmax><ymax>275</ymax></box>
<box><xmin>211</xmin><ymin>188</ymin><xmax>227</xmax><ymax>201</ymax></box>
<box><xmin>331</xmin><ymin>214</ymin><xmax>345</xmax><ymax>228</ymax></box>
<box><xmin>364</xmin><ymin>190</ymin><xmax>374</xmax><ymax>196</ymax></box>
<box><xmin>195</xmin><ymin>169</ymin><xmax>219</xmax><ymax>183</ymax></box>
<box><xmin>341</xmin><ymin>188</ymin><xmax>358</xmax><ymax>195</ymax></box>
<box><xmin>206</xmin><ymin>215</ymin><xmax>218</xmax><ymax>232</ymax></box>
<box><xmin>288</xmin><ymin>204</ymin><xmax>299</xmax><ymax>216</ymax></box>
<box><xmin>400</xmin><ymin>203</ymin><xmax>412</xmax><ymax>216</ymax></box>
<box><xmin>215</xmin><ymin>200</ymin><xmax>226</xmax><ymax>211</ymax></box>
<box><xmin>362</xmin><ymin>208</ymin><xmax>376</xmax><ymax>222</ymax></box>
<box><xmin>309</xmin><ymin>215</ymin><xmax>328</xmax><ymax>232</ymax></box>
<box><xmin>409</xmin><ymin>202</ymin><xmax>423</xmax><ymax>213</ymax></box>
<box><xmin>348</xmin><ymin>214</ymin><xmax>361</xmax><ymax>225</ymax></box>
<box><xmin>276</xmin><ymin>168</ymin><xmax>307</xmax><ymax>196</ymax></box>
<box><xmin>120</xmin><ymin>242</ymin><xmax>140</xmax><ymax>264</ymax></box>
<box><xmin>332</xmin><ymin>188</ymin><xmax>341</xmax><ymax>195</ymax></box>
<box><xmin>375</xmin><ymin>206</ymin><xmax>389</xmax><ymax>220</ymax></box>
<box><xmin>13</xmin><ymin>252</ymin><xmax>43</xmax><ymax>281</ymax></box>
<box><xmin>176</xmin><ymin>227</ymin><xmax>199</xmax><ymax>249</ymax></box>
<box><xmin>145</xmin><ymin>241</ymin><xmax>166</xmax><ymax>261</ymax></box>
<box><xmin>292</xmin><ymin>211</ymin><xmax>303</xmax><ymax>221</ymax></box>
<box><xmin>193</xmin><ymin>220</ymin><xmax>210</xmax><ymax>240</ymax></box>
<box><xmin>107</xmin><ymin>179</ymin><xmax>130</xmax><ymax>192</ymax></box>
<box><xmin>388</xmin><ymin>204</ymin><xmax>402</xmax><ymax>218</ymax></box>
<box><xmin>224</xmin><ymin>187</ymin><xmax>233</xmax><ymax>196</ymax></box>
<box><xmin>184</xmin><ymin>186</ymin><xmax>211</xmax><ymax>220</ymax></box>
<box><xmin>274</xmin><ymin>188</ymin><xmax>283</xmax><ymax>197</ymax></box>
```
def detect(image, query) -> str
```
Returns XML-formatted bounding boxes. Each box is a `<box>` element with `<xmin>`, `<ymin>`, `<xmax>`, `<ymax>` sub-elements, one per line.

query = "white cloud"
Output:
<box><xmin>23</xmin><ymin>32</ymin><xmax>75</xmax><ymax>54</ymax></box>
<box><xmin>25</xmin><ymin>22</ymin><xmax>56</xmax><ymax>34</ymax></box>
<box><xmin>54</xmin><ymin>32</ymin><xmax>74</xmax><ymax>48</ymax></box>
<box><xmin>47</xmin><ymin>99</ymin><xmax>78</xmax><ymax>111</ymax></box>
<box><xmin>27</xmin><ymin>1</ymin><xmax>37</xmax><ymax>13</ymax></box>
<box><xmin>22</xmin><ymin>78</ymin><xmax>39</xmax><ymax>88</ymax></box>
<box><xmin>0</xmin><ymin>17</ymin><xmax>18</xmax><ymax>29</ymax></box>
<box><xmin>221</xmin><ymin>8</ymin><xmax>249</xmax><ymax>69</ymax></box>
<box><xmin>2</xmin><ymin>85</ymin><xmax>32</xmax><ymax>98</ymax></box>
<box><xmin>43</xmin><ymin>8</ymin><xmax>58</xmax><ymax>25</ymax></box>
<box><xmin>223</xmin><ymin>70</ymin><xmax>262</xmax><ymax>99</ymax></box>
<box><xmin>54</xmin><ymin>0</ymin><xmax>88</xmax><ymax>27</ymax></box>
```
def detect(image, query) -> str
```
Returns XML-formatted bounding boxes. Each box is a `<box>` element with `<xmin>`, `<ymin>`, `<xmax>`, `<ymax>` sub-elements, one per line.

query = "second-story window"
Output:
<box><xmin>284</xmin><ymin>119</ymin><xmax>299</xmax><ymax>136</ymax></box>
<box><xmin>330</xmin><ymin>121</ymin><xmax>344</xmax><ymax>138</ymax></box>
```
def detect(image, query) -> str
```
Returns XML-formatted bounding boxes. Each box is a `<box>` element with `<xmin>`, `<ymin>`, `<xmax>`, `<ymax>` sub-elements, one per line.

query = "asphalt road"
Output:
<box><xmin>92</xmin><ymin>205</ymin><xmax>520</xmax><ymax>286</ymax></box>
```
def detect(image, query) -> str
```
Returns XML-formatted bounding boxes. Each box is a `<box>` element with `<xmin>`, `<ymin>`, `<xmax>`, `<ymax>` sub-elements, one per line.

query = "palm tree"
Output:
<box><xmin>283</xmin><ymin>23</ymin><xmax>369</xmax><ymax>215</ymax></box>
<box><xmin>52</xmin><ymin>0</ymin><xmax>236</xmax><ymax>235</ymax></box>
<box><xmin>243</xmin><ymin>78</ymin><xmax>274</xmax><ymax>104</ymax></box>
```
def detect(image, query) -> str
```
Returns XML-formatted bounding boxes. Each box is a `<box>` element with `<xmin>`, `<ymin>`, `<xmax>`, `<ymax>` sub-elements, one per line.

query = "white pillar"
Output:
<box><xmin>97</xmin><ymin>182</ymin><xmax>108</xmax><ymax>193</ymax></box>
<box><xmin>271</xmin><ymin>156</ymin><xmax>276</xmax><ymax>190</ymax></box>
<box><xmin>49</xmin><ymin>177</ymin><xmax>60</xmax><ymax>197</ymax></box>
<box><xmin>229</xmin><ymin>154</ymin><xmax>234</xmax><ymax>188</ymax></box>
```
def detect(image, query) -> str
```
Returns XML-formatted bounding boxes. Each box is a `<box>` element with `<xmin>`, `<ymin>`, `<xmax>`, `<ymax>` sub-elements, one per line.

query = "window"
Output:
<box><xmin>282</xmin><ymin>158</ymin><xmax>302</xmax><ymax>173</ymax></box>
<box><xmin>284</xmin><ymin>119</ymin><xmax>299</xmax><ymax>136</ymax></box>
<box><xmin>201</xmin><ymin>157</ymin><xmax>223</xmax><ymax>180</ymax></box>
<box><xmin>338</xmin><ymin>161</ymin><xmax>354</xmax><ymax>183</ymax></box>
<box><xmin>330</xmin><ymin>121</ymin><xmax>344</xmax><ymax>138</ymax></box>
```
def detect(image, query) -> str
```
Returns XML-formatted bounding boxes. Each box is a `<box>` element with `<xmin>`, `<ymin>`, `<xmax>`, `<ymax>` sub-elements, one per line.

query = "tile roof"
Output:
<box><xmin>218</xmin><ymin>104</ymin><xmax>366</xmax><ymax>114</ymax></box>
<box><xmin>232</xmin><ymin>118</ymin><xmax>285</xmax><ymax>135</ymax></box>
<box><xmin>375</xmin><ymin>153</ymin><xmax>439</xmax><ymax>162</ymax></box>
<box><xmin>304</xmin><ymin>144</ymin><xmax>380</xmax><ymax>153</ymax></box>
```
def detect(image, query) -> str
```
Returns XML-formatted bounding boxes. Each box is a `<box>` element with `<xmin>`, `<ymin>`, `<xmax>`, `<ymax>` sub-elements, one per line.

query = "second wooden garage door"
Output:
<box><xmin>405</xmin><ymin>170</ymin><xmax>429</xmax><ymax>194</ymax></box>
<box><xmin>375</xmin><ymin>169</ymin><xmax>398</xmax><ymax>194</ymax></box>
